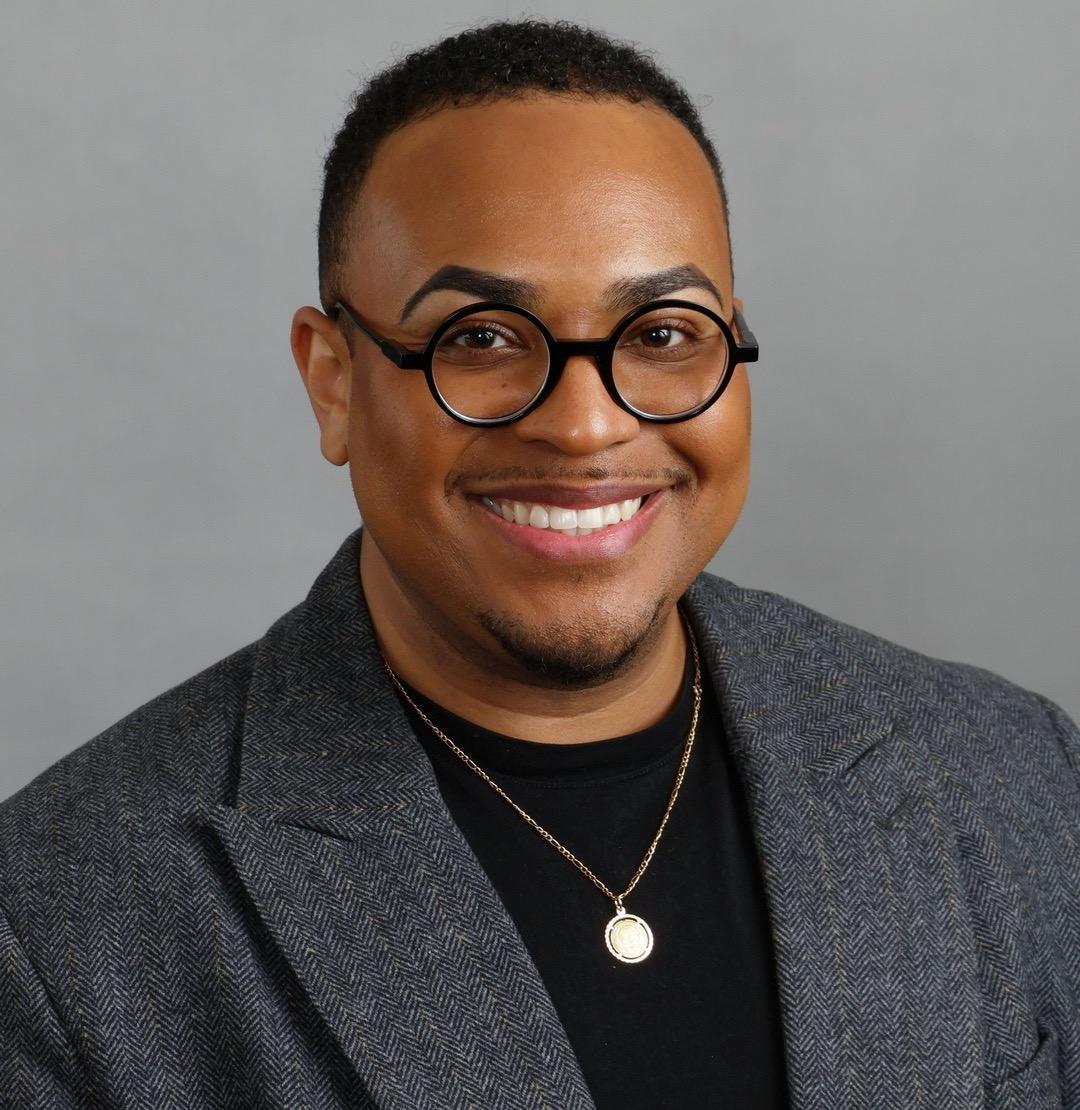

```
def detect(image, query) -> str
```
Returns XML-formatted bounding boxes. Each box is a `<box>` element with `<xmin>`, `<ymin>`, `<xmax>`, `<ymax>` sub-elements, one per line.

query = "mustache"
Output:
<box><xmin>451</xmin><ymin>464</ymin><xmax>691</xmax><ymax>489</ymax></box>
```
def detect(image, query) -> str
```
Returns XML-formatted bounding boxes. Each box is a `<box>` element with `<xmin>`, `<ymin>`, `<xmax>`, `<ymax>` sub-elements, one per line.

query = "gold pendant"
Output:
<box><xmin>604</xmin><ymin>903</ymin><xmax>654</xmax><ymax>963</ymax></box>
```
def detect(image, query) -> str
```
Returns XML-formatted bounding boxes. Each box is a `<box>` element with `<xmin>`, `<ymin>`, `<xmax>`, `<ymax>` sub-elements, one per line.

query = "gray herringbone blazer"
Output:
<box><xmin>2</xmin><ymin>527</ymin><xmax>1077</xmax><ymax>1109</ymax></box>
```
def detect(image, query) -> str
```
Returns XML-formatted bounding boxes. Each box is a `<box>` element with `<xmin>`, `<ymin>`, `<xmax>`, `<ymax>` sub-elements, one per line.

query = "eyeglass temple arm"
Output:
<box><xmin>331</xmin><ymin>302</ymin><xmax>426</xmax><ymax>369</ymax></box>
<box><xmin>732</xmin><ymin>306</ymin><xmax>759</xmax><ymax>364</ymax></box>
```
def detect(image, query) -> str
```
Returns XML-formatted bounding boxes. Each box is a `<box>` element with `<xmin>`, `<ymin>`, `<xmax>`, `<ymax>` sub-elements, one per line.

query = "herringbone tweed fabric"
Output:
<box><xmin>1</xmin><ymin>527</ymin><xmax>1077</xmax><ymax>1108</ymax></box>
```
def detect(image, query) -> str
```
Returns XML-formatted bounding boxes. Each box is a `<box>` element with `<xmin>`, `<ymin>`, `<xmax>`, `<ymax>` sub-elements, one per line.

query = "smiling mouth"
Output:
<box><xmin>476</xmin><ymin>493</ymin><xmax>651</xmax><ymax>537</ymax></box>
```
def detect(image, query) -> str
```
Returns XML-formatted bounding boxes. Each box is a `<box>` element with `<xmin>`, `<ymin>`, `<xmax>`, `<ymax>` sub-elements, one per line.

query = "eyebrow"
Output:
<box><xmin>397</xmin><ymin>263</ymin><xmax>724</xmax><ymax>323</ymax></box>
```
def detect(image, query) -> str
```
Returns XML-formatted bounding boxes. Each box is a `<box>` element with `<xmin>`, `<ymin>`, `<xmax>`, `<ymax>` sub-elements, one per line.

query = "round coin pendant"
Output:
<box><xmin>604</xmin><ymin>908</ymin><xmax>654</xmax><ymax>963</ymax></box>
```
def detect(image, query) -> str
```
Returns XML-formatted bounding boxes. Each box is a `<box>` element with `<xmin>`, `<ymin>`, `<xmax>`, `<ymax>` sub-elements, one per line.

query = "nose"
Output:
<box><xmin>509</xmin><ymin>353</ymin><xmax>641</xmax><ymax>455</ymax></box>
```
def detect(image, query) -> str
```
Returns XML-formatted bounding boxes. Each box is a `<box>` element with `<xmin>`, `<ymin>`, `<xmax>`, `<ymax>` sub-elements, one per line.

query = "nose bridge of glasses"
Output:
<box><xmin>536</xmin><ymin>337</ymin><xmax>632</xmax><ymax>426</ymax></box>
<box><xmin>512</xmin><ymin>336</ymin><xmax>637</xmax><ymax>438</ymax></box>
<box><xmin>546</xmin><ymin>337</ymin><xmax>610</xmax><ymax>372</ymax></box>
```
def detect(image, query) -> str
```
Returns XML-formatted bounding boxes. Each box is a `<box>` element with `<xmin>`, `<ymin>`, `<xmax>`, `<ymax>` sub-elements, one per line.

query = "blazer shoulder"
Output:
<box><xmin>690</xmin><ymin>568</ymin><xmax>1077</xmax><ymax>776</ymax></box>
<box><xmin>0</xmin><ymin>640</ymin><xmax>258</xmax><ymax>905</ymax></box>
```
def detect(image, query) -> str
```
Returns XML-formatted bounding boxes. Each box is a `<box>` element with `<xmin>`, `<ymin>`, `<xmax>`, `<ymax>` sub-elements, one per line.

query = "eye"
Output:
<box><xmin>638</xmin><ymin>324</ymin><xmax>691</xmax><ymax>348</ymax></box>
<box><xmin>442</xmin><ymin>323</ymin><xmax>516</xmax><ymax>350</ymax></box>
<box><xmin>622</xmin><ymin>317</ymin><xmax>705</xmax><ymax>352</ymax></box>
<box><xmin>433</xmin><ymin>314</ymin><xmax>541</xmax><ymax>367</ymax></box>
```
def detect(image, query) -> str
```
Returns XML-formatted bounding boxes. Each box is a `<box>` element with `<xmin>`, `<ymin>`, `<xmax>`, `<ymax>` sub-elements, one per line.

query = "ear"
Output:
<box><xmin>291</xmin><ymin>306</ymin><xmax>351</xmax><ymax>466</ymax></box>
<box><xmin>733</xmin><ymin>295</ymin><xmax>745</xmax><ymax>314</ymax></box>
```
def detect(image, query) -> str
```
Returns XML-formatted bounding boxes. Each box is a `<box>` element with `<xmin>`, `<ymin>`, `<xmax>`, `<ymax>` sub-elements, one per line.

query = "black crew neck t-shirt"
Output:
<box><xmin>393</xmin><ymin>645</ymin><xmax>790</xmax><ymax>1109</ymax></box>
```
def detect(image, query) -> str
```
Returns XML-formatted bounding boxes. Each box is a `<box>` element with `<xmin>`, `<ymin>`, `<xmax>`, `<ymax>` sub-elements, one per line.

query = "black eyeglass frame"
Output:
<box><xmin>329</xmin><ymin>296</ymin><xmax>759</xmax><ymax>427</ymax></box>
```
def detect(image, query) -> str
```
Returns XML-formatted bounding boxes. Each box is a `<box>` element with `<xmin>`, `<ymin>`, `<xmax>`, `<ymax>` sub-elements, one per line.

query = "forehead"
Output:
<box><xmin>350</xmin><ymin>95</ymin><xmax>730</xmax><ymax>305</ymax></box>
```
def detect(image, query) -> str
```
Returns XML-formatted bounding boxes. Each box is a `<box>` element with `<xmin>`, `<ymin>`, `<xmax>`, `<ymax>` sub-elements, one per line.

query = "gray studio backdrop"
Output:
<box><xmin>2</xmin><ymin>0</ymin><xmax>1077</xmax><ymax>799</ymax></box>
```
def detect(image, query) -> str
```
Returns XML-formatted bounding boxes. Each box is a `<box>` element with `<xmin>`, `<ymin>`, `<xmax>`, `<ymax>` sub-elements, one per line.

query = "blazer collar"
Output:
<box><xmin>204</xmin><ymin>527</ymin><xmax>986</xmax><ymax>1108</ymax></box>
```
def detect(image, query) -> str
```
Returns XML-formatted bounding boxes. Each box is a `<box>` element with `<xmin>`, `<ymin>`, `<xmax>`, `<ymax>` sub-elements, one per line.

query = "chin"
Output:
<box><xmin>472</xmin><ymin>593</ymin><xmax>667</xmax><ymax>689</ymax></box>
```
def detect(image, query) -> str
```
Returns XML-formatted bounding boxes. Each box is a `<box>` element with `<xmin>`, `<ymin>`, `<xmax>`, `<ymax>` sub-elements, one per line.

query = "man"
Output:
<box><xmin>1</xmin><ymin>18</ymin><xmax>1076</xmax><ymax>1109</ymax></box>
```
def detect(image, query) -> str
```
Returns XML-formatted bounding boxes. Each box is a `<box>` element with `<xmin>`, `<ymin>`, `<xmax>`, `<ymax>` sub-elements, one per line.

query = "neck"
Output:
<box><xmin>359</xmin><ymin>532</ymin><xmax>689</xmax><ymax>744</ymax></box>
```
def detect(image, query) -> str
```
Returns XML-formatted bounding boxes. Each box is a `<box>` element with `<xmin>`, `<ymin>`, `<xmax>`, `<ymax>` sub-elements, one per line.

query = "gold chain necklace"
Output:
<box><xmin>380</xmin><ymin>608</ymin><xmax>702</xmax><ymax>964</ymax></box>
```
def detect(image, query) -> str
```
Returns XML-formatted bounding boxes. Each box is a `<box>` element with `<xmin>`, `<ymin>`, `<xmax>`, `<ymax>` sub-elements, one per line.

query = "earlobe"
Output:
<box><xmin>291</xmin><ymin>306</ymin><xmax>351</xmax><ymax>466</ymax></box>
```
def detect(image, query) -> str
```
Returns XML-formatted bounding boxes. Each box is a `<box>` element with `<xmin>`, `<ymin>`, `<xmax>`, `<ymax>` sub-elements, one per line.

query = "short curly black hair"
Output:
<box><xmin>317</xmin><ymin>19</ymin><xmax>729</xmax><ymax>312</ymax></box>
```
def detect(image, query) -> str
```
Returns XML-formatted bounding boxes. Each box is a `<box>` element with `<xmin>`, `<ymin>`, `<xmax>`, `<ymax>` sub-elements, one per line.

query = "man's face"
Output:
<box><xmin>307</xmin><ymin>95</ymin><xmax>750</xmax><ymax>687</ymax></box>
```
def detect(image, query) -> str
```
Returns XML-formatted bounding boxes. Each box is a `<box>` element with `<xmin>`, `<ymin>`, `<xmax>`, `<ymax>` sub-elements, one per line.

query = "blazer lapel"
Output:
<box><xmin>200</xmin><ymin>525</ymin><xmax>987</xmax><ymax>1108</ymax></box>
<box><xmin>681</xmin><ymin>574</ymin><xmax>986</xmax><ymax>1109</ymax></box>
<box><xmin>200</xmin><ymin>530</ymin><xmax>596</xmax><ymax>1109</ymax></box>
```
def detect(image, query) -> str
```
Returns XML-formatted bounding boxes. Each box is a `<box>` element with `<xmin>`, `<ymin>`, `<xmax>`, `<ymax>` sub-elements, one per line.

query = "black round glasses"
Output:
<box><xmin>329</xmin><ymin>297</ymin><xmax>759</xmax><ymax>427</ymax></box>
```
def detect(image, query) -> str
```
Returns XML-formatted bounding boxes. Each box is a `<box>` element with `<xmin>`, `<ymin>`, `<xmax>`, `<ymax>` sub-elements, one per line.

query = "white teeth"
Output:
<box><xmin>480</xmin><ymin>494</ymin><xmax>648</xmax><ymax>533</ymax></box>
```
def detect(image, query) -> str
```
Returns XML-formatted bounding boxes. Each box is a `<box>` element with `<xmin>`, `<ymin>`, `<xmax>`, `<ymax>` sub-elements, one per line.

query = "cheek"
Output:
<box><xmin>349</xmin><ymin>363</ymin><xmax>421</xmax><ymax>475</ymax></box>
<box><xmin>345</xmin><ymin>365</ymin><xmax>468</xmax><ymax>524</ymax></box>
<box><xmin>668</xmin><ymin>367</ymin><xmax>751</xmax><ymax>543</ymax></box>
<box><xmin>681</xmin><ymin>367</ymin><xmax>751</xmax><ymax>485</ymax></box>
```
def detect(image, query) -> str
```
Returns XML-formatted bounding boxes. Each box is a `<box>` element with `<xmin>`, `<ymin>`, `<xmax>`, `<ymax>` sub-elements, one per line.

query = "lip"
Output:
<box><xmin>467</xmin><ymin>488</ymin><xmax>668</xmax><ymax>563</ymax></box>
<box><xmin>465</xmin><ymin>482</ymin><xmax>664</xmax><ymax>510</ymax></box>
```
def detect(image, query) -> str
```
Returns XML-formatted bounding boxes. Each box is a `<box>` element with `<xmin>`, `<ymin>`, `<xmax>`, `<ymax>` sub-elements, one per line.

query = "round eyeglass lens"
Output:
<box><xmin>612</xmin><ymin>306</ymin><xmax>731</xmax><ymax>417</ymax></box>
<box><xmin>430</xmin><ymin>308</ymin><xmax>549</xmax><ymax>420</ymax></box>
